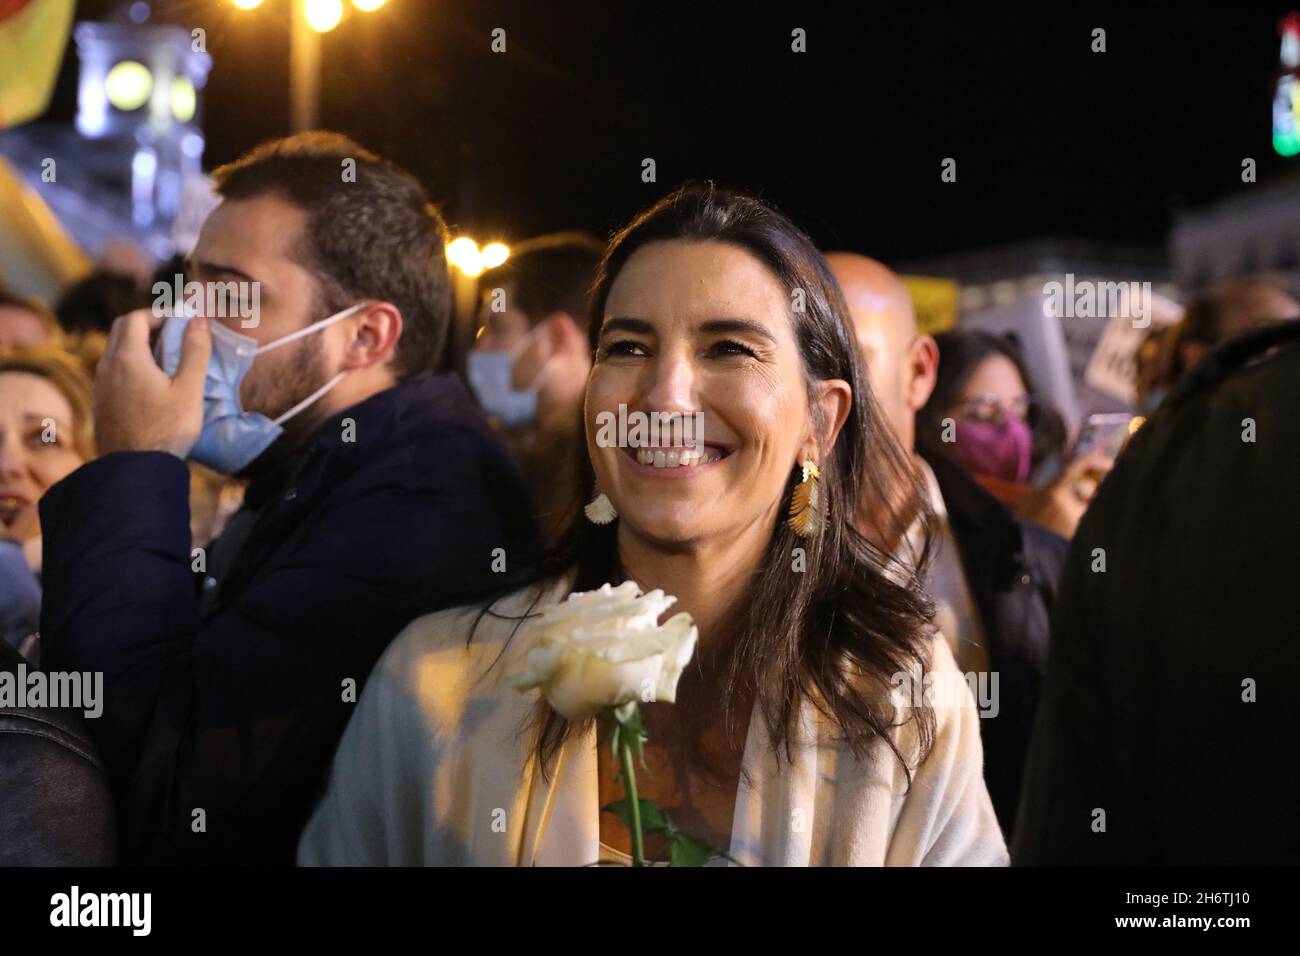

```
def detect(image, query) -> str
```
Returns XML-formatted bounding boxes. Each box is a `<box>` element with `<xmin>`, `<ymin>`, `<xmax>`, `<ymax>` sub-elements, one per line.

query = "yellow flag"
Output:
<box><xmin>901</xmin><ymin>275</ymin><xmax>960</xmax><ymax>336</ymax></box>
<box><xmin>0</xmin><ymin>0</ymin><xmax>76</xmax><ymax>129</ymax></box>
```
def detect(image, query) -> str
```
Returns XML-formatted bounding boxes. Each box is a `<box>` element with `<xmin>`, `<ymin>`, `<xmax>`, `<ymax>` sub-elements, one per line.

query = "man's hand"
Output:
<box><xmin>94</xmin><ymin>310</ymin><xmax>212</xmax><ymax>458</ymax></box>
<box><xmin>1014</xmin><ymin>449</ymin><xmax>1114</xmax><ymax>539</ymax></box>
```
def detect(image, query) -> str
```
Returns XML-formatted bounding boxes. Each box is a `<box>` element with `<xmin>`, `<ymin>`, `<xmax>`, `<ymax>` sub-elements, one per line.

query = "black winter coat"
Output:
<box><xmin>39</xmin><ymin>372</ymin><xmax>539</xmax><ymax>864</ymax></box>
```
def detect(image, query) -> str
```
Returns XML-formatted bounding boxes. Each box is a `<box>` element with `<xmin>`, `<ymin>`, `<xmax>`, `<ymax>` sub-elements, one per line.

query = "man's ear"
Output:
<box><xmin>342</xmin><ymin>301</ymin><xmax>403</xmax><ymax>370</ymax></box>
<box><xmin>540</xmin><ymin>311</ymin><xmax>584</xmax><ymax>357</ymax></box>
<box><xmin>804</xmin><ymin>377</ymin><xmax>853</xmax><ymax>464</ymax></box>
<box><xmin>906</xmin><ymin>334</ymin><xmax>939</xmax><ymax>413</ymax></box>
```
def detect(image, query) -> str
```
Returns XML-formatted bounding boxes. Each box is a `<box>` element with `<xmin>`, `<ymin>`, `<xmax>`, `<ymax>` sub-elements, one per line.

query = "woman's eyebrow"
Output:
<box><xmin>598</xmin><ymin>317</ymin><xmax>656</xmax><ymax>336</ymax></box>
<box><xmin>20</xmin><ymin>411</ymin><xmax>69</xmax><ymax>428</ymax></box>
<box><xmin>698</xmin><ymin>318</ymin><xmax>776</xmax><ymax>343</ymax></box>
<box><xmin>599</xmin><ymin>316</ymin><xmax>778</xmax><ymax>343</ymax></box>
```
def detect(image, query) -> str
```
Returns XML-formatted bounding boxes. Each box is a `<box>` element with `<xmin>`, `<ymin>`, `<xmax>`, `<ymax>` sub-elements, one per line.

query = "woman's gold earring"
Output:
<box><xmin>787</xmin><ymin>458</ymin><xmax>823</xmax><ymax>538</ymax></box>
<box><xmin>584</xmin><ymin>488</ymin><xmax>617</xmax><ymax>525</ymax></box>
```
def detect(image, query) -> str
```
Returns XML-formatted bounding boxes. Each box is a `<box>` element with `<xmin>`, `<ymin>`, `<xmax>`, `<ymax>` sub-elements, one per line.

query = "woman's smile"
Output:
<box><xmin>619</xmin><ymin>441</ymin><xmax>732</xmax><ymax>476</ymax></box>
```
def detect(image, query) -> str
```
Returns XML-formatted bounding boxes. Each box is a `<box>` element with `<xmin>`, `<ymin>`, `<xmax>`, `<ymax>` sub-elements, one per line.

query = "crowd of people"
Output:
<box><xmin>1</xmin><ymin>131</ymin><xmax>1296</xmax><ymax>866</ymax></box>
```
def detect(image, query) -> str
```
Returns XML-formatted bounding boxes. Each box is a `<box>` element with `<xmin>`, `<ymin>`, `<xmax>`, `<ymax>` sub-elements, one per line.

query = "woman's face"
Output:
<box><xmin>587</xmin><ymin>239</ymin><xmax>830</xmax><ymax>547</ymax></box>
<box><xmin>0</xmin><ymin>372</ymin><xmax>86</xmax><ymax>541</ymax></box>
<box><xmin>953</xmin><ymin>353</ymin><xmax>1029</xmax><ymax>424</ymax></box>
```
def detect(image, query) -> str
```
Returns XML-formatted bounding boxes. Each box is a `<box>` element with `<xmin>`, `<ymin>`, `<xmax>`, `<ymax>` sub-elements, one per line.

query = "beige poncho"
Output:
<box><xmin>298</xmin><ymin>580</ymin><xmax>1009</xmax><ymax>866</ymax></box>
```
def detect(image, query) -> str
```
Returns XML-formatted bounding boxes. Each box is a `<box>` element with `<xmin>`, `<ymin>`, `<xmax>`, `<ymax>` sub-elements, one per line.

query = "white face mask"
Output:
<box><xmin>155</xmin><ymin>302</ymin><xmax>368</xmax><ymax>474</ymax></box>
<box><xmin>466</xmin><ymin>323</ymin><xmax>554</xmax><ymax>428</ymax></box>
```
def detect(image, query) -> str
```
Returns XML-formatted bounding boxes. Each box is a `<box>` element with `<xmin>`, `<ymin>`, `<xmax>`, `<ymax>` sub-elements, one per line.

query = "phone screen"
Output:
<box><xmin>1072</xmin><ymin>413</ymin><xmax>1144</xmax><ymax>462</ymax></box>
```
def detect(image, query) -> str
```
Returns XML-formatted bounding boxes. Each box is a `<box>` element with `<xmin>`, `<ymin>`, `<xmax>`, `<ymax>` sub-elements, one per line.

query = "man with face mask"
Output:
<box><xmin>35</xmin><ymin>133</ymin><xmax>539</xmax><ymax>864</ymax></box>
<box><xmin>827</xmin><ymin>252</ymin><xmax>1069</xmax><ymax>839</ymax></box>
<box><xmin>466</xmin><ymin>233</ymin><xmax>603</xmax><ymax>541</ymax></box>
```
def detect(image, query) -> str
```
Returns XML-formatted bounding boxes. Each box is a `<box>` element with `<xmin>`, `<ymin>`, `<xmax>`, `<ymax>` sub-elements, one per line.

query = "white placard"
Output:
<box><xmin>1084</xmin><ymin>293</ymin><xmax>1182</xmax><ymax>404</ymax></box>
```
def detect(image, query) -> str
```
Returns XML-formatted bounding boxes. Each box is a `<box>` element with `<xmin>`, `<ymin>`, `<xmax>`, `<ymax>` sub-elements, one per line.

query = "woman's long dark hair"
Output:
<box><xmin>468</xmin><ymin>184</ymin><xmax>938</xmax><ymax>782</ymax></box>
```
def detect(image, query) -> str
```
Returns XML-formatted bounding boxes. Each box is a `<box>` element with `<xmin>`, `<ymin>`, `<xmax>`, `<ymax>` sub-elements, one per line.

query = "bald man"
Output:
<box><xmin>827</xmin><ymin>252</ymin><xmax>1068</xmax><ymax>837</ymax></box>
<box><xmin>824</xmin><ymin>254</ymin><xmax>936</xmax><ymax>455</ymax></box>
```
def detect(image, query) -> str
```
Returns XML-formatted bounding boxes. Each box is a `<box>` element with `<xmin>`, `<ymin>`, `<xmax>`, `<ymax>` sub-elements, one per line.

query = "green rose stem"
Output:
<box><xmin>602</xmin><ymin>702</ymin><xmax>734</xmax><ymax>867</ymax></box>
<box><xmin>619</xmin><ymin>733</ymin><xmax>645</xmax><ymax>867</ymax></box>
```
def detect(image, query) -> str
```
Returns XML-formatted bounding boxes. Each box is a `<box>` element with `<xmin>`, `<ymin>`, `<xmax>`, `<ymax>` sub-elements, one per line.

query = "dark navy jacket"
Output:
<box><xmin>39</xmin><ymin>372</ymin><xmax>539</xmax><ymax>865</ymax></box>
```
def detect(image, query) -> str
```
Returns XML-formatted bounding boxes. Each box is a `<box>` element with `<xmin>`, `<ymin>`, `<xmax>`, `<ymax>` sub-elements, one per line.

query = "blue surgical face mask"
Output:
<box><xmin>155</xmin><ymin>302</ymin><xmax>367</xmax><ymax>474</ymax></box>
<box><xmin>466</xmin><ymin>325</ymin><xmax>551</xmax><ymax>429</ymax></box>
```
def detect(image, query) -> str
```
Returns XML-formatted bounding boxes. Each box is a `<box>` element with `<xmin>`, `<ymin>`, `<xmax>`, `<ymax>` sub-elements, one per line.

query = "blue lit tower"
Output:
<box><xmin>74</xmin><ymin>7</ymin><xmax>212</xmax><ymax>240</ymax></box>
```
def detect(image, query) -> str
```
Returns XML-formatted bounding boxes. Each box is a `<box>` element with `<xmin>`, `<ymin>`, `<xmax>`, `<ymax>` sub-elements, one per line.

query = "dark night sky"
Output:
<box><xmin>58</xmin><ymin>1</ymin><xmax>1300</xmax><ymax>260</ymax></box>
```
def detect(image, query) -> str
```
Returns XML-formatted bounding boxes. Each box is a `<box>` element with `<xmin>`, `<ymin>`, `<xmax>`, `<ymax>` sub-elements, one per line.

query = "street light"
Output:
<box><xmin>232</xmin><ymin>0</ymin><xmax>390</xmax><ymax>131</ymax></box>
<box><xmin>304</xmin><ymin>0</ymin><xmax>343</xmax><ymax>33</ymax></box>
<box><xmin>446</xmin><ymin>237</ymin><xmax>484</xmax><ymax>278</ymax></box>
<box><xmin>446</xmin><ymin>239</ymin><xmax>512</xmax><ymax>277</ymax></box>
<box><xmin>481</xmin><ymin>242</ymin><xmax>510</xmax><ymax>269</ymax></box>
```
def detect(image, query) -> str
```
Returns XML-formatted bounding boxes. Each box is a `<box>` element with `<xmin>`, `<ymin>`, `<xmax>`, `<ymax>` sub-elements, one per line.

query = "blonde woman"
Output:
<box><xmin>0</xmin><ymin>346</ymin><xmax>94</xmax><ymax>654</ymax></box>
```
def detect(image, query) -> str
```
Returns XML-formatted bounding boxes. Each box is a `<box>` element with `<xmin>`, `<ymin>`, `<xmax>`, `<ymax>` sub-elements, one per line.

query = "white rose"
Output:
<box><xmin>508</xmin><ymin>581</ymin><xmax>698</xmax><ymax>721</ymax></box>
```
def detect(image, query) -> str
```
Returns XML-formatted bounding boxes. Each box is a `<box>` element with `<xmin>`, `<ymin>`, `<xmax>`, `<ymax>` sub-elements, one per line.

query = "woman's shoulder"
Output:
<box><xmin>890</xmin><ymin>630</ymin><xmax>993</xmax><ymax>785</ymax></box>
<box><xmin>373</xmin><ymin>576</ymin><xmax>574</xmax><ymax>694</ymax></box>
<box><xmin>851</xmin><ymin>629</ymin><xmax>975</xmax><ymax>772</ymax></box>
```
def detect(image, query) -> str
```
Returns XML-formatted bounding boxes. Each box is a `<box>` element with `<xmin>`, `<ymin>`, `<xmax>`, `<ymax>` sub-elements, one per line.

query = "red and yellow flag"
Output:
<box><xmin>0</xmin><ymin>0</ymin><xmax>75</xmax><ymax>129</ymax></box>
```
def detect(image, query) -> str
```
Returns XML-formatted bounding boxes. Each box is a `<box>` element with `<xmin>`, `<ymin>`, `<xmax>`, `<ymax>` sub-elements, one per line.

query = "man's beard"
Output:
<box><xmin>238</xmin><ymin>337</ymin><xmax>334</xmax><ymax>481</ymax></box>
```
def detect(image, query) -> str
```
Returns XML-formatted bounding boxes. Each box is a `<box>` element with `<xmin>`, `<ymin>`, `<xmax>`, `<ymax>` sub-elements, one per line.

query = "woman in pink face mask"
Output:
<box><xmin>952</xmin><ymin>361</ymin><xmax>1036</xmax><ymax>487</ymax></box>
<box><xmin>920</xmin><ymin>330</ymin><xmax>1107</xmax><ymax>538</ymax></box>
<box><xmin>920</xmin><ymin>331</ymin><xmax>1048</xmax><ymax>493</ymax></box>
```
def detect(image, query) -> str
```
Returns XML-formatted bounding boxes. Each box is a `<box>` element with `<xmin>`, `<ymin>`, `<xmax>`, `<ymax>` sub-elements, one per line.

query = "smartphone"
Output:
<box><xmin>1071</xmin><ymin>413</ymin><xmax>1144</xmax><ymax>464</ymax></box>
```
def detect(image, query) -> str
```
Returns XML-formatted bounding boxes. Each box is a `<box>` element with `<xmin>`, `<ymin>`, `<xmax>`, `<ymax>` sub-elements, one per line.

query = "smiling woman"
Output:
<box><xmin>299</xmin><ymin>185</ymin><xmax>1009</xmax><ymax>867</ymax></box>
<box><xmin>0</xmin><ymin>346</ymin><xmax>93</xmax><ymax>653</ymax></box>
